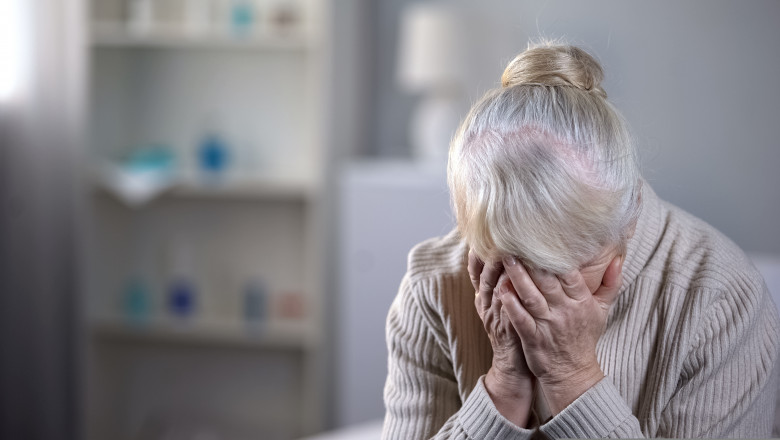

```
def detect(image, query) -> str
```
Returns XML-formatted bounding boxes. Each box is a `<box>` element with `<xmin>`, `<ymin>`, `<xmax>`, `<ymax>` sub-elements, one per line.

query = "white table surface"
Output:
<box><xmin>299</xmin><ymin>420</ymin><xmax>383</xmax><ymax>440</ymax></box>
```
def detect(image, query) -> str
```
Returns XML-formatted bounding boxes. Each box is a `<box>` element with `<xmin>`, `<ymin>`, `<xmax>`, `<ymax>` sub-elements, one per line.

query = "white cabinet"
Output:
<box><xmin>336</xmin><ymin>161</ymin><xmax>454</xmax><ymax>426</ymax></box>
<box><xmin>82</xmin><ymin>1</ymin><xmax>327</xmax><ymax>439</ymax></box>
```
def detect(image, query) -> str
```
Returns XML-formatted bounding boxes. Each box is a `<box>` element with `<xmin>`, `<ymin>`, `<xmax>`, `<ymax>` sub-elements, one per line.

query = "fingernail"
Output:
<box><xmin>503</xmin><ymin>256</ymin><xmax>517</xmax><ymax>266</ymax></box>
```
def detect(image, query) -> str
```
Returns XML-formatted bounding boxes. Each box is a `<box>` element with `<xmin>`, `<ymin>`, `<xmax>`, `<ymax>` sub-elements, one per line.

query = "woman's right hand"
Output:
<box><xmin>468</xmin><ymin>250</ymin><xmax>535</xmax><ymax>428</ymax></box>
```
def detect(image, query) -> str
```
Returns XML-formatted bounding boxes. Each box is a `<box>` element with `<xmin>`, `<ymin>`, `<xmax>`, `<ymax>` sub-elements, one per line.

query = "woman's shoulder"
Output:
<box><xmin>648</xmin><ymin>198</ymin><xmax>768</xmax><ymax>299</ymax></box>
<box><xmin>391</xmin><ymin>229</ymin><xmax>475</xmax><ymax>341</ymax></box>
<box><xmin>404</xmin><ymin>229</ymin><xmax>470</xmax><ymax>284</ymax></box>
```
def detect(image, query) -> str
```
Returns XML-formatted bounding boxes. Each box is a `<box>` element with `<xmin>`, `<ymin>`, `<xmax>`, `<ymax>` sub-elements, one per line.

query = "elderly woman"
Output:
<box><xmin>382</xmin><ymin>43</ymin><xmax>780</xmax><ymax>439</ymax></box>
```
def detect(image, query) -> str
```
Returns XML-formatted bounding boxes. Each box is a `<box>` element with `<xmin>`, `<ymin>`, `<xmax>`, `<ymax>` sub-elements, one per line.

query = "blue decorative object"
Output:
<box><xmin>244</xmin><ymin>279</ymin><xmax>268</xmax><ymax>322</ymax></box>
<box><xmin>168</xmin><ymin>279</ymin><xmax>196</xmax><ymax>317</ymax></box>
<box><xmin>231</xmin><ymin>2</ymin><xmax>255</xmax><ymax>36</ymax></box>
<box><xmin>198</xmin><ymin>133</ymin><xmax>230</xmax><ymax>174</ymax></box>
<box><xmin>123</xmin><ymin>278</ymin><xmax>151</xmax><ymax>324</ymax></box>
<box><xmin>124</xmin><ymin>145</ymin><xmax>176</xmax><ymax>174</ymax></box>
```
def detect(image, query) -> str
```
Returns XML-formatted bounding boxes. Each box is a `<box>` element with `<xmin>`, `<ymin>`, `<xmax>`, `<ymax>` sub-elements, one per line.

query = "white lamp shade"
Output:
<box><xmin>396</xmin><ymin>4</ymin><xmax>468</xmax><ymax>92</ymax></box>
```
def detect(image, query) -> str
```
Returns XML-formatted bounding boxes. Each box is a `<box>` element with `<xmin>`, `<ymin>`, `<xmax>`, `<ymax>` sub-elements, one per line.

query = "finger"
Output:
<box><xmin>556</xmin><ymin>270</ymin><xmax>591</xmax><ymax>301</ymax></box>
<box><xmin>594</xmin><ymin>256</ymin><xmax>624</xmax><ymax>306</ymax></box>
<box><xmin>479</xmin><ymin>275</ymin><xmax>505</xmax><ymax>328</ymax></box>
<box><xmin>467</xmin><ymin>249</ymin><xmax>484</xmax><ymax>292</ymax></box>
<box><xmin>498</xmin><ymin>284</ymin><xmax>537</xmax><ymax>338</ymax></box>
<box><xmin>474</xmin><ymin>292</ymin><xmax>485</xmax><ymax>321</ymax></box>
<box><xmin>502</xmin><ymin>257</ymin><xmax>550</xmax><ymax>319</ymax></box>
<box><xmin>490</xmin><ymin>278</ymin><xmax>504</xmax><ymax>318</ymax></box>
<box><xmin>477</xmin><ymin>259</ymin><xmax>503</xmax><ymax>313</ymax></box>
<box><xmin>527</xmin><ymin>265</ymin><xmax>568</xmax><ymax>305</ymax></box>
<box><xmin>468</xmin><ymin>250</ymin><xmax>487</xmax><ymax>320</ymax></box>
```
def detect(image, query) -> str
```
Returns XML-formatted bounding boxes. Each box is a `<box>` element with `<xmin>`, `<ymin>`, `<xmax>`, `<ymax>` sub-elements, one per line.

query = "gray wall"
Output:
<box><xmin>369</xmin><ymin>0</ymin><xmax>780</xmax><ymax>253</ymax></box>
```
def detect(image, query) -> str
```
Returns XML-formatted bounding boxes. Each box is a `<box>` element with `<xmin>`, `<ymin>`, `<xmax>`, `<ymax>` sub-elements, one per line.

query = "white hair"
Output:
<box><xmin>448</xmin><ymin>42</ymin><xmax>642</xmax><ymax>274</ymax></box>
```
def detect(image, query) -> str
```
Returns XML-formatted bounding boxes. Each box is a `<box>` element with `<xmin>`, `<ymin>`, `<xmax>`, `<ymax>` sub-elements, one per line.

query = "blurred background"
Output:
<box><xmin>1</xmin><ymin>1</ymin><xmax>779</xmax><ymax>439</ymax></box>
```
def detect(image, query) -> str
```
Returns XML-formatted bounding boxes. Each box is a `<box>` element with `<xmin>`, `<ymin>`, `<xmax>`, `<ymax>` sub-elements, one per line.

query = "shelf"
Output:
<box><xmin>91</xmin><ymin>317</ymin><xmax>314</xmax><ymax>350</ymax></box>
<box><xmin>92</xmin><ymin>164</ymin><xmax>317</xmax><ymax>205</ymax></box>
<box><xmin>91</xmin><ymin>22</ymin><xmax>312</xmax><ymax>50</ymax></box>
<box><xmin>169</xmin><ymin>175</ymin><xmax>316</xmax><ymax>200</ymax></box>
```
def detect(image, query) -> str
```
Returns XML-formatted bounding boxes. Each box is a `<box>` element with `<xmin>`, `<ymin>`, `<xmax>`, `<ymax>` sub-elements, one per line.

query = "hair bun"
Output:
<box><xmin>501</xmin><ymin>43</ymin><xmax>607</xmax><ymax>98</ymax></box>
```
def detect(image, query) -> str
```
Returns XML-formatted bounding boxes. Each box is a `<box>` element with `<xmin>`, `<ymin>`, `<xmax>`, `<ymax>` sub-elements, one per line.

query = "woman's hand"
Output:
<box><xmin>497</xmin><ymin>255</ymin><xmax>623</xmax><ymax>415</ymax></box>
<box><xmin>468</xmin><ymin>250</ymin><xmax>535</xmax><ymax>428</ymax></box>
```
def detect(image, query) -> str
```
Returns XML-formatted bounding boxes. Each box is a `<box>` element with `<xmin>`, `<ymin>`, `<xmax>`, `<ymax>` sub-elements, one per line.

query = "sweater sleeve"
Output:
<box><xmin>538</xmin><ymin>282</ymin><xmax>780</xmax><ymax>439</ymax></box>
<box><xmin>655</xmin><ymin>284</ymin><xmax>780</xmax><ymax>437</ymax></box>
<box><xmin>382</xmin><ymin>275</ymin><xmax>535</xmax><ymax>440</ymax></box>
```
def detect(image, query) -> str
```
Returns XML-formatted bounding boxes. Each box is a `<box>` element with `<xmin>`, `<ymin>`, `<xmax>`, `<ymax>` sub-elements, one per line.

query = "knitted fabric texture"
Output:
<box><xmin>383</xmin><ymin>184</ymin><xmax>780</xmax><ymax>439</ymax></box>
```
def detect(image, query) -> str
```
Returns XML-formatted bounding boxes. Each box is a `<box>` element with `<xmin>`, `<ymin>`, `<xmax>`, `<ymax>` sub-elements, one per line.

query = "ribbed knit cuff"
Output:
<box><xmin>539</xmin><ymin>377</ymin><xmax>636</xmax><ymax>439</ymax></box>
<box><xmin>457</xmin><ymin>376</ymin><xmax>535</xmax><ymax>440</ymax></box>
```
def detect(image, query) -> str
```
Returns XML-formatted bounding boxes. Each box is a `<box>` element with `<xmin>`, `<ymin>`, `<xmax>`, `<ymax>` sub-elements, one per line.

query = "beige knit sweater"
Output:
<box><xmin>382</xmin><ymin>184</ymin><xmax>780</xmax><ymax>439</ymax></box>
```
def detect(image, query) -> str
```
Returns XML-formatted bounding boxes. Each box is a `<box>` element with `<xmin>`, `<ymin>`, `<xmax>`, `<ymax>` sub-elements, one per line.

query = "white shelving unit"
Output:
<box><xmin>82</xmin><ymin>1</ymin><xmax>327</xmax><ymax>439</ymax></box>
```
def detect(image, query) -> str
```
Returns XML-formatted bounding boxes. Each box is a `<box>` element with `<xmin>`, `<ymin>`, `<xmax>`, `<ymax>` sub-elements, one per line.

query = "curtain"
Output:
<box><xmin>0</xmin><ymin>1</ymin><xmax>86</xmax><ymax>439</ymax></box>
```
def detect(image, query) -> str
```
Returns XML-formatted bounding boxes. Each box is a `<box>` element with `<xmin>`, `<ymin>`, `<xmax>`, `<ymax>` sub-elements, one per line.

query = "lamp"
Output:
<box><xmin>397</xmin><ymin>3</ymin><xmax>468</xmax><ymax>167</ymax></box>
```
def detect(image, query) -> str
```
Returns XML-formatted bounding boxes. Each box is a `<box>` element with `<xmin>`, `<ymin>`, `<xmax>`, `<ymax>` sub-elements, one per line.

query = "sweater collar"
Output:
<box><xmin>620</xmin><ymin>181</ymin><xmax>667</xmax><ymax>292</ymax></box>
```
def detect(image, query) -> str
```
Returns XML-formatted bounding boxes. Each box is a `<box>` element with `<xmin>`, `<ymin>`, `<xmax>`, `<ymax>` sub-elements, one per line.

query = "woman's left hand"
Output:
<box><xmin>497</xmin><ymin>255</ymin><xmax>623</xmax><ymax>415</ymax></box>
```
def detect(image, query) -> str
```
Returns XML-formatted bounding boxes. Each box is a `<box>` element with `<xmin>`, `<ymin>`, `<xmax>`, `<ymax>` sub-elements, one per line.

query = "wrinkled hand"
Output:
<box><xmin>468</xmin><ymin>250</ymin><xmax>534</xmax><ymax>427</ymax></box>
<box><xmin>498</xmin><ymin>255</ymin><xmax>623</xmax><ymax>415</ymax></box>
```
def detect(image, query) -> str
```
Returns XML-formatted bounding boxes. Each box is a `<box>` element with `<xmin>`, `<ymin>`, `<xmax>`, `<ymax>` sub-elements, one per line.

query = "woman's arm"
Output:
<box><xmin>652</xmin><ymin>284</ymin><xmax>780</xmax><ymax>437</ymax></box>
<box><xmin>536</xmin><ymin>284</ymin><xmax>780</xmax><ymax>439</ymax></box>
<box><xmin>382</xmin><ymin>274</ymin><xmax>462</xmax><ymax>439</ymax></box>
<box><xmin>499</xmin><ymin>258</ymin><xmax>780</xmax><ymax>438</ymax></box>
<box><xmin>382</xmin><ymin>274</ymin><xmax>537</xmax><ymax>439</ymax></box>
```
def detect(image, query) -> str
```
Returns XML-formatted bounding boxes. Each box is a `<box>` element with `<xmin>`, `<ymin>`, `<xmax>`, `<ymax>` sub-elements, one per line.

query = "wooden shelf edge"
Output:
<box><xmin>90</xmin><ymin>165</ymin><xmax>318</xmax><ymax>204</ymax></box>
<box><xmin>169</xmin><ymin>177</ymin><xmax>317</xmax><ymax>200</ymax></box>
<box><xmin>90</xmin><ymin>317</ymin><xmax>315</xmax><ymax>350</ymax></box>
